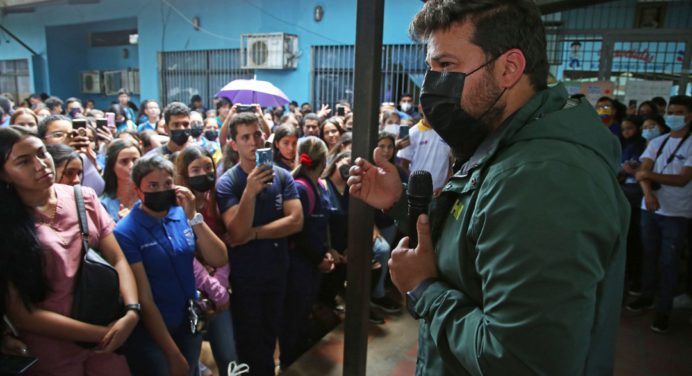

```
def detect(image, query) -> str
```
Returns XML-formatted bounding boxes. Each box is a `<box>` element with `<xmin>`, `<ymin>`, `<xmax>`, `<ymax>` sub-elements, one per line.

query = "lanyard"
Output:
<box><xmin>654</xmin><ymin>131</ymin><xmax>691</xmax><ymax>171</ymax></box>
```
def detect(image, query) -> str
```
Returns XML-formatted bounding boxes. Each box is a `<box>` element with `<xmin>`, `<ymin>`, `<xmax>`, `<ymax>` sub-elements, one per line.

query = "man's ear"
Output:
<box><xmin>230</xmin><ymin>139</ymin><xmax>239</xmax><ymax>152</ymax></box>
<box><xmin>497</xmin><ymin>48</ymin><xmax>527</xmax><ymax>89</ymax></box>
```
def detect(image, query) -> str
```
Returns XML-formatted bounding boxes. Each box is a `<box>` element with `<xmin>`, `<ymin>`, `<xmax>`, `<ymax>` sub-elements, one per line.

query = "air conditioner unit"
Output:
<box><xmin>103</xmin><ymin>69</ymin><xmax>139</xmax><ymax>96</ymax></box>
<box><xmin>80</xmin><ymin>71</ymin><xmax>102</xmax><ymax>94</ymax></box>
<box><xmin>103</xmin><ymin>70</ymin><xmax>126</xmax><ymax>96</ymax></box>
<box><xmin>241</xmin><ymin>33</ymin><xmax>299</xmax><ymax>70</ymax></box>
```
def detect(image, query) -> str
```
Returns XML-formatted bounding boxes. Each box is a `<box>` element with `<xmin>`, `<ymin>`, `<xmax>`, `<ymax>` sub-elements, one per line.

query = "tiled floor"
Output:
<box><xmin>201</xmin><ymin>303</ymin><xmax>692</xmax><ymax>375</ymax></box>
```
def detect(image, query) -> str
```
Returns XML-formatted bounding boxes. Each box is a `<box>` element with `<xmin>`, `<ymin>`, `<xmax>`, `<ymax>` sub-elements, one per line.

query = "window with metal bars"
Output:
<box><xmin>311</xmin><ymin>44</ymin><xmax>428</xmax><ymax>108</ymax></box>
<box><xmin>0</xmin><ymin>59</ymin><xmax>30</xmax><ymax>105</ymax></box>
<box><xmin>158</xmin><ymin>49</ymin><xmax>254</xmax><ymax>108</ymax></box>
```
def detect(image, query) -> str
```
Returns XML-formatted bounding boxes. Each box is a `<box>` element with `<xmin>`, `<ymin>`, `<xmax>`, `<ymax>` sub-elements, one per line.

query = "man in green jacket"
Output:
<box><xmin>348</xmin><ymin>1</ymin><xmax>629</xmax><ymax>374</ymax></box>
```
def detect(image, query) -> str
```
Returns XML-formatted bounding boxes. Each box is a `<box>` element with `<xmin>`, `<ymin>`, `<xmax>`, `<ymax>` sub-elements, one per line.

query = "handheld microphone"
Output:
<box><xmin>407</xmin><ymin>170</ymin><xmax>433</xmax><ymax>249</ymax></box>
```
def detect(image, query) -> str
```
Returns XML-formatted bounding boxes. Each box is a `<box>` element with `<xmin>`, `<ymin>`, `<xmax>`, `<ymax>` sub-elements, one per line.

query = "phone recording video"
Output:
<box><xmin>237</xmin><ymin>104</ymin><xmax>255</xmax><ymax>114</ymax></box>
<box><xmin>72</xmin><ymin>119</ymin><xmax>87</xmax><ymax>129</ymax></box>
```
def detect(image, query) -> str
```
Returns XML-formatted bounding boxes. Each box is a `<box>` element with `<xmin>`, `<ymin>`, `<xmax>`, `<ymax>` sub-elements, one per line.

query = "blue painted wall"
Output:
<box><xmin>1</xmin><ymin>0</ymin><xmax>689</xmax><ymax>107</ymax></box>
<box><xmin>1</xmin><ymin>0</ymin><xmax>422</xmax><ymax>107</ymax></box>
<box><xmin>45</xmin><ymin>18</ymin><xmax>139</xmax><ymax>109</ymax></box>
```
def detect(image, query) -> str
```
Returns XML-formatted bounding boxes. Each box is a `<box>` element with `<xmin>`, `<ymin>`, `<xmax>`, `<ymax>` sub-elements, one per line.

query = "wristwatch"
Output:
<box><xmin>125</xmin><ymin>303</ymin><xmax>142</xmax><ymax>316</ymax></box>
<box><xmin>188</xmin><ymin>212</ymin><xmax>204</xmax><ymax>226</ymax></box>
<box><xmin>406</xmin><ymin>278</ymin><xmax>437</xmax><ymax>320</ymax></box>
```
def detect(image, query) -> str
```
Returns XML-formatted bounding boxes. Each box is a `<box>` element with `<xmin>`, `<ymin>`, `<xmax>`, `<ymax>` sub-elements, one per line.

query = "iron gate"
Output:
<box><xmin>158</xmin><ymin>49</ymin><xmax>254</xmax><ymax>108</ymax></box>
<box><xmin>311</xmin><ymin>44</ymin><xmax>428</xmax><ymax>108</ymax></box>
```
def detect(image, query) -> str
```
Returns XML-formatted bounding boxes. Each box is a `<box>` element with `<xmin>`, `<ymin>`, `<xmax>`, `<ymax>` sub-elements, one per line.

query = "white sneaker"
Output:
<box><xmin>227</xmin><ymin>361</ymin><xmax>250</xmax><ymax>376</ymax></box>
<box><xmin>673</xmin><ymin>293</ymin><xmax>692</xmax><ymax>309</ymax></box>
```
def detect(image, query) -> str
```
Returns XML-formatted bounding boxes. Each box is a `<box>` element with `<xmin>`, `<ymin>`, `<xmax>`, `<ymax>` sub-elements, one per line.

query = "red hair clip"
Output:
<box><xmin>299</xmin><ymin>153</ymin><xmax>313</xmax><ymax>167</ymax></box>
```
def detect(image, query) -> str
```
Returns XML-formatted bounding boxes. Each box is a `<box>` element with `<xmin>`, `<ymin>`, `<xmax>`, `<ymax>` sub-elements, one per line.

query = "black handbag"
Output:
<box><xmin>71</xmin><ymin>185</ymin><xmax>123</xmax><ymax>343</ymax></box>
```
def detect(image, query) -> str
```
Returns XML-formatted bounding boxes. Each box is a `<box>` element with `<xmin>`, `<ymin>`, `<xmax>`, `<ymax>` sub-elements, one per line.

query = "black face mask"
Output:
<box><xmin>188</xmin><ymin>172</ymin><xmax>216</xmax><ymax>193</ymax></box>
<box><xmin>420</xmin><ymin>57</ymin><xmax>505</xmax><ymax>160</ymax></box>
<box><xmin>143</xmin><ymin>189</ymin><xmax>177</xmax><ymax>212</ymax></box>
<box><xmin>338</xmin><ymin>164</ymin><xmax>350</xmax><ymax>181</ymax></box>
<box><xmin>190</xmin><ymin>125</ymin><xmax>204</xmax><ymax>138</ymax></box>
<box><xmin>170</xmin><ymin>129</ymin><xmax>191</xmax><ymax>146</ymax></box>
<box><xmin>204</xmin><ymin>130</ymin><xmax>219</xmax><ymax>142</ymax></box>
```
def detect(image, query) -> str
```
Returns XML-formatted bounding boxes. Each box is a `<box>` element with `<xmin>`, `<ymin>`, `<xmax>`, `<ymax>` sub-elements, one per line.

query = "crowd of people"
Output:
<box><xmin>0</xmin><ymin>76</ymin><xmax>690</xmax><ymax>375</ymax></box>
<box><xmin>0</xmin><ymin>89</ymin><xmax>436</xmax><ymax>376</ymax></box>
<box><xmin>595</xmin><ymin>93</ymin><xmax>692</xmax><ymax>333</ymax></box>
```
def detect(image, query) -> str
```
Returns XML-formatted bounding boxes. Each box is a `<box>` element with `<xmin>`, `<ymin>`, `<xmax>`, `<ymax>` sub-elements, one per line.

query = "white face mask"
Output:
<box><xmin>400</xmin><ymin>103</ymin><xmax>413</xmax><ymax>112</ymax></box>
<box><xmin>665</xmin><ymin>115</ymin><xmax>687</xmax><ymax>131</ymax></box>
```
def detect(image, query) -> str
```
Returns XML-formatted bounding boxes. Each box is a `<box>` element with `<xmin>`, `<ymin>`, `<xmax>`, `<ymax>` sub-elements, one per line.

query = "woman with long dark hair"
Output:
<box><xmin>45</xmin><ymin>144</ymin><xmax>83</xmax><ymax>186</ymax></box>
<box><xmin>0</xmin><ymin>125</ymin><xmax>139</xmax><ymax>375</ymax></box>
<box><xmin>272</xmin><ymin>124</ymin><xmax>299</xmax><ymax>171</ymax></box>
<box><xmin>100</xmin><ymin>139</ymin><xmax>142</xmax><ymax>221</ymax></box>
<box><xmin>279</xmin><ymin>136</ymin><xmax>334</xmax><ymax>369</ymax></box>
<box><xmin>174</xmin><ymin>146</ymin><xmax>239</xmax><ymax>376</ymax></box>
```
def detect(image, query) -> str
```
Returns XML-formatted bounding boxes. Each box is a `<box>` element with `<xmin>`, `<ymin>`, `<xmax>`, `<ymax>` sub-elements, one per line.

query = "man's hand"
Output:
<box><xmin>635</xmin><ymin>170</ymin><xmax>652</xmax><ymax>181</ymax></box>
<box><xmin>328</xmin><ymin>249</ymin><xmax>347</xmax><ymax>265</ymax></box>
<box><xmin>317</xmin><ymin>104</ymin><xmax>331</xmax><ymax>119</ymax></box>
<box><xmin>244</xmin><ymin>165</ymin><xmax>274</xmax><ymax>198</ymax></box>
<box><xmin>318</xmin><ymin>252</ymin><xmax>335</xmax><ymax>273</ymax></box>
<box><xmin>389</xmin><ymin>214</ymin><xmax>438</xmax><ymax>293</ymax></box>
<box><xmin>644</xmin><ymin>192</ymin><xmax>660</xmax><ymax>212</ymax></box>
<box><xmin>347</xmin><ymin>146</ymin><xmax>403</xmax><ymax>210</ymax></box>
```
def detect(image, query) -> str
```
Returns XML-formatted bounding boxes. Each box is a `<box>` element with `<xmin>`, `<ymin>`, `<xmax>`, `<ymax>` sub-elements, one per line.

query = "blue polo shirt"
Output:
<box><xmin>216</xmin><ymin>164</ymin><xmax>299</xmax><ymax>287</ymax></box>
<box><xmin>113</xmin><ymin>202</ymin><xmax>197</xmax><ymax>328</ymax></box>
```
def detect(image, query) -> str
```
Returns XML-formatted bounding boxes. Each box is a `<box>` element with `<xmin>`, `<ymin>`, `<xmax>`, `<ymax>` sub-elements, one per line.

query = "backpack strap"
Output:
<box><xmin>294</xmin><ymin>177</ymin><xmax>316</xmax><ymax>215</ymax></box>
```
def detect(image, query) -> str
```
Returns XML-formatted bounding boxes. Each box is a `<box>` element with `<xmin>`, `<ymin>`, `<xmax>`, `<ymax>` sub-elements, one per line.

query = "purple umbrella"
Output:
<box><xmin>216</xmin><ymin>79</ymin><xmax>290</xmax><ymax>107</ymax></box>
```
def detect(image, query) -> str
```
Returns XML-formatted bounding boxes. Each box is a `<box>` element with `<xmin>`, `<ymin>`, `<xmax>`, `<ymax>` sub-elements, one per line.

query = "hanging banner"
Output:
<box><xmin>625</xmin><ymin>80</ymin><xmax>674</xmax><ymax>107</ymax></box>
<box><xmin>580</xmin><ymin>81</ymin><xmax>615</xmax><ymax>106</ymax></box>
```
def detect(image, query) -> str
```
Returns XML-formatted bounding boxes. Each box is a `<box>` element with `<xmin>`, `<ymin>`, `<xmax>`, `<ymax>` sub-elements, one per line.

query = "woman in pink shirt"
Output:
<box><xmin>0</xmin><ymin>125</ymin><xmax>140</xmax><ymax>375</ymax></box>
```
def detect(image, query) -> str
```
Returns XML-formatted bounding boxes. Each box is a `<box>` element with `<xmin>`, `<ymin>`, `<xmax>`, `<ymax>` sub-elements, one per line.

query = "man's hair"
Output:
<box><xmin>44</xmin><ymin>96</ymin><xmax>63</xmax><ymax>111</ymax></box>
<box><xmin>65</xmin><ymin>97</ymin><xmax>82</xmax><ymax>107</ymax></box>
<box><xmin>303</xmin><ymin>113</ymin><xmax>320</xmax><ymax>124</ymax></box>
<box><xmin>400</xmin><ymin>93</ymin><xmax>413</xmax><ymax>101</ymax></box>
<box><xmin>216</xmin><ymin>97</ymin><xmax>232</xmax><ymax>110</ymax></box>
<box><xmin>131</xmin><ymin>154</ymin><xmax>174</xmax><ymax>188</ymax></box>
<box><xmin>163</xmin><ymin>102</ymin><xmax>190</xmax><ymax>125</ymax></box>
<box><xmin>651</xmin><ymin>96</ymin><xmax>667</xmax><ymax>108</ymax></box>
<box><xmin>37</xmin><ymin>114</ymin><xmax>70</xmax><ymax>139</ymax></box>
<box><xmin>597</xmin><ymin>96</ymin><xmax>614</xmax><ymax>106</ymax></box>
<box><xmin>117</xmin><ymin>88</ymin><xmax>130</xmax><ymax>97</ymax></box>
<box><xmin>229</xmin><ymin>113</ymin><xmax>259</xmax><ymax>141</ymax></box>
<box><xmin>668</xmin><ymin>95</ymin><xmax>692</xmax><ymax>113</ymax></box>
<box><xmin>410</xmin><ymin>0</ymin><xmax>549</xmax><ymax>90</ymax></box>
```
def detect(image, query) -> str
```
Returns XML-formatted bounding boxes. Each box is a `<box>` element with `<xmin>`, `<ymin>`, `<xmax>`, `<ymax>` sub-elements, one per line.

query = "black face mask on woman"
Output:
<box><xmin>204</xmin><ymin>130</ymin><xmax>219</xmax><ymax>142</ymax></box>
<box><xmin>419</xmin><ymin>56</ymin><xmax>505</xmax><ymax>160</ymax></box>
<box><xmin>188</xmin><ymin>172</ymin><xmax>215</xmax><ymax>193</ymax></box>
<box><xmin>143</xmin><ymin>189</ymin><xmax>177</xmax><ymax>212</ymax></box>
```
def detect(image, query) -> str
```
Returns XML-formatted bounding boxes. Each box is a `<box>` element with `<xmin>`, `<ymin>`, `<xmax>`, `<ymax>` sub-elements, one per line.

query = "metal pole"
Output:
<box><xmin>343</xmin><ymin>0</ymin><xmax>384</xmax><ymax>374</ymax></box>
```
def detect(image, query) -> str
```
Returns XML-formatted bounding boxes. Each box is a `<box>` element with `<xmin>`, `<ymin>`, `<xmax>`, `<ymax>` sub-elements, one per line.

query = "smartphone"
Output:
<box><xmin>105</xmin><ymin>112</ymin><xmax>116</xmax><ymax>129</ymax></box>
<box><xmin>399</xmin><ymin>125</ymin><xmax>410</xmax><ymax>138</ymax></box>
<box><xmin>255</xmin><ymin>148</ymin><xmax>273</xmax><ymax>168</ymax></box>
<box><xmin>0</xmin><ymin>355</ymin><xmax>38</xmax><ymax>375</ymax></box>
<box><xmin>337</xmin><ymin>106</ymin><xmax>345</xmax><ymax>117</ymax></box>
<box><xmin>72</xmin><ymin>119</ymin><xmax>87</xmax><ymax>129</ymax></box>
<box><xmin>96</xmin><ymin>118</ymin><xmax>108</xmax><ymax>130</ymax></box>
<box><xmin>237</xmin><ymin>105</ymin><xmax>255</xmax><ymax>114</ymax></box>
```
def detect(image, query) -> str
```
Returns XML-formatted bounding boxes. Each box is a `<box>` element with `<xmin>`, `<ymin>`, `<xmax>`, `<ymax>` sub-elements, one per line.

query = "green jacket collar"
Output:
<box><xmin>457</xmin><ymin>84</ymin><xmax>569</xmax><ymax>177</ymax></box>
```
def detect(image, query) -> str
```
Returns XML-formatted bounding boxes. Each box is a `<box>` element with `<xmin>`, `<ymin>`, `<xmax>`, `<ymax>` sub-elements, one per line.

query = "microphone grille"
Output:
<box><xmin>408</xmin><ymin>170</ymin><xmax>433</xmax><ymax>197</ymax></box>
